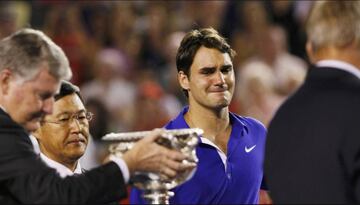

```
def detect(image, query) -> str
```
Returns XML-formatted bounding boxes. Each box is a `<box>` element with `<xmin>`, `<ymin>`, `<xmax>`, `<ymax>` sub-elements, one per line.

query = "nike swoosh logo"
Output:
<box><xmin>245</xmin><ymin>145</ymin><xmax>256</xmax><ymax>153</ymax></box>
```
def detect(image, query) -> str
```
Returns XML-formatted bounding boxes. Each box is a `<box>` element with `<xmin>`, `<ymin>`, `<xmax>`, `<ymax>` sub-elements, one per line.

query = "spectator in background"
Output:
<box><xmin>0</xmin><ymin>2</ymin><xmax>31</xmax><ymax>40</ymax></box>
<box><xmin>81</xmin><ymin>48</ymin><xmax>136</xmax><ymax>132</ymax></box>
<box><xmin>82</xmin><ymin>3</ymin><xmax>112</xmax><ymax>48</ymax></box>
<box><xmin>42</xmin><ymin>5</ymin><xmax>91</xmax><ymax>86</ymax></box>
<box><xmin>0</xmin><ymin>3</ymin><xmax>17</xmax><ymax>40</ymax></box>
<box><xmin>269</xmin><ymin>25</ymin><xmax>307</xmax><ymax>95</ymax></box>
<box><xmin>163</xmin><ymin>31</ymin><xmax>187</xmax><ymax>106</ymax></box>
<box><xmin>85</xmin><ymin>98</ymin><xmax>110</xmax><ymax>141</ymax></box>
<box><xmin>23</xmin><ymin>1</ymin><xmax>313</xmax><ymax>125</ymax></box>
<box><xmin>226</xmin><ymin>1</ymin><xmax>270</xmax><ymax>70</ymax></box>
<box><xmin>139</xmin><ymin>2</ymin><xmax>170</xmax><ymax>84</ymax></box>
<box><xmin>130</xmin><ymin>79</ymin><xmax>171</xmax><ymax>131</ymax></box>
<box><xmin>128</xmin><ymin>69</ymin><xmax>181</xmax><ymax>131</ymax></box>
<box><xmin>235</xmin><ymin>25</ymin><xmax>306</xmax><ymax>125</ymax></box>
<box><xmin>236</xmin><ymin>61</ymin><xmax>284</xmax><ymax>127</ymax></box>
<box><xmin>109</xmin><ymin>2</ymin><xmax>139</xmax><ymax>75</ymax></box>
<box><xmin>79</xmin><ymin>98</ymin><xmax>111</xmax><ymax>169</ymax></box>
<box><xmin>241</xmin><ymin>25</ymin><xmax>307</xmax><ymax>96</ymax></box>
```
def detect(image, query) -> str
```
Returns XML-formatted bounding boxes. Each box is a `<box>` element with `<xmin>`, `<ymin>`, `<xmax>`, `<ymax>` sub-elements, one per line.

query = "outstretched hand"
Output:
<box><xmin>122</xmin><ymin>129</ymin><xmax>193</xmax><ymax>178</ymax></box>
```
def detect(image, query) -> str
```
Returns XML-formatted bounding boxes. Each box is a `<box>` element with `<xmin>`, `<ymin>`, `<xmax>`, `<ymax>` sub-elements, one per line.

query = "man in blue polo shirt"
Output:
<box><xmin>130</xmin><ymin>27</ymin><xmax>269</xmax><ymax>204</ymax></box>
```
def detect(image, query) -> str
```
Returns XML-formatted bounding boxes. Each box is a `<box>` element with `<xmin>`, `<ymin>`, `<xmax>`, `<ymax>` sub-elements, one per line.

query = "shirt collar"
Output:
<box><xmin>170</xmin><ymin>106</ymin><xmax>247</xmax><ymax>145</ymax></box>
<box><xmin>169</xmin><ymin>106</ymin><xmax>248</xmax><ymax>171</ymax></box>
<box><xmin>29</xmin><ymin>135</ymin><xmax>41</xmax><ymax>155</ymax></box>
<box><xmin>316</xmin><ymin>60</ymin><xmax>360</xmax><ymax>79</ymax></box>
<box><xmin>0</xmin><ymin>105</ymin><xmax>7</xmax><ymax>113</ymax></box>
<box><xmin>40</xmin><ymin>153</ymin><xmax>82</xmax><ymax>178</ymax></box>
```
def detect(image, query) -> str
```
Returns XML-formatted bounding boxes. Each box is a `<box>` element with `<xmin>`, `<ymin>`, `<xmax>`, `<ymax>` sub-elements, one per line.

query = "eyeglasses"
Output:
<box><xmin>41</xmin><ymin>111</ymin><xmax>94</xmax><ymax>126</ymax></box>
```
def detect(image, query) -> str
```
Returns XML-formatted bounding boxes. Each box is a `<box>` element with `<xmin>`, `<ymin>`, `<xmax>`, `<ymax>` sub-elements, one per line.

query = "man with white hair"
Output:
<box><xmin>265</xmin><ymin>1</ymin><xmax>360</xmax><ymax>203</ymax></box>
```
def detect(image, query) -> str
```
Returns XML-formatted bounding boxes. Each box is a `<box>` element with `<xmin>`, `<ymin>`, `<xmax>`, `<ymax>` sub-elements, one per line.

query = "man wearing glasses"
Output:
<box><xmin>32</xmin><ymin>80</ymin><xmax>92</xmax><ymax>177</ymax></box>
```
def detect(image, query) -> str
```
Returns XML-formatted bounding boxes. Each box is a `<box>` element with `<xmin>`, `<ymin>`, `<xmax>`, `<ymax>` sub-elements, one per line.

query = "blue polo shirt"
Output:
<box><xmin>130</xmin><ymin>106</ymin><xmax>267</xmax><ymax>204</ymax></box>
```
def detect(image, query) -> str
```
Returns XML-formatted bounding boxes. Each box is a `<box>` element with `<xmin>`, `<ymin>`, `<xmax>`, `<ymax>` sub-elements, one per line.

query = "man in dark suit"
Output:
<box><xmin>0</xmin><ymin>28</ymin><xmax>189</xmax><ymax>204</ymax></box>
<box><xmin>265</xmin><ymin>1</ymin><xmax>360</xmax><ymax>203</ymax></box>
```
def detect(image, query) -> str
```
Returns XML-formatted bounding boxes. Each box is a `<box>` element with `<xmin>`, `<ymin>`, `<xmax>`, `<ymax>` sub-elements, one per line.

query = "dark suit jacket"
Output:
<box><xmin>265</xmin><ymin>66</ymin><xmax>360</xmax><ymax>203</ymax></box>
<box><xmin>0</xmin><ymin>109</ymin><xmax>127</xmax><ymax>204</ymax></box>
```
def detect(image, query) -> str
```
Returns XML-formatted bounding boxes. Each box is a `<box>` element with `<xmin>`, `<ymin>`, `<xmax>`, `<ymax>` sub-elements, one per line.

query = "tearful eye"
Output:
<box><xmin>221</xmin><ymin>67</ymin><xmax>232</xmax><ymax>74</ymax></box>
<box><xmin>200</xmin><ymin>67</ymin><xmax>215</xmax><ymax>75</ymax></box>
<box><xmin>201</xmin><ymin>70</ymin><xmax>211</xmax><ymax>75</ymax></box>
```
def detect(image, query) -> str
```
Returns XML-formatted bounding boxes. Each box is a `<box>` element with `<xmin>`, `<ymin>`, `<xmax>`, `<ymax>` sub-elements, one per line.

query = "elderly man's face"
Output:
<box><xmin>34</xmin><ymin>93</ymin><xmax>90</xmax><ymax>165</ymax></box>
<box><xmin>3</xmin><ymin>63</ymin><xmax>60</xmax><ymax>132</ymax></box>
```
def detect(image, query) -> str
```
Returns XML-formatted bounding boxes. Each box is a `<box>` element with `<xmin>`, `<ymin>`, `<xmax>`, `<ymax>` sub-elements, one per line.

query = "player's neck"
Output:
<box><xmin>185</xmin><ymin>104</ymin><xmax>230</xmax><ymax>142</ymax></box>
<box><xmin>187</xmin><ymin>102</ymin><xmax>228</xmax><ymax>122</ymax></box>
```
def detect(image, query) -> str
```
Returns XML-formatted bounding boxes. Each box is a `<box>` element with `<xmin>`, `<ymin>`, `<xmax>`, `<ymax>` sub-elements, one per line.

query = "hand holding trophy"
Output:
<box><xmin>102</xmin><ymin>128</ymin><xmax>202</xmax><ymax>204</ymax></box>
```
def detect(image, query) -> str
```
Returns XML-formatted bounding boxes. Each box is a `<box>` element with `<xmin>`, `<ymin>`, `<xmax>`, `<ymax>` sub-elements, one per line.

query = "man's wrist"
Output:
<box><xmin>109</xmin><ymin>155</ymin><xmax>130</xmax><ymax>183</ymax></box>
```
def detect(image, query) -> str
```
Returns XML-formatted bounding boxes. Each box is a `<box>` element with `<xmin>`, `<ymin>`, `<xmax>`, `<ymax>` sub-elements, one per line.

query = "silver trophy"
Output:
<box><xmin>102</xmin><ymin>128</ymin><xmax>202</xmax><ymax>204</ymax></box>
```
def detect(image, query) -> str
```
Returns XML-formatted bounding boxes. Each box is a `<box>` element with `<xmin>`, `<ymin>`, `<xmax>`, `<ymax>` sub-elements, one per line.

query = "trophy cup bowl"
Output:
<box><xmin>102</xmin><ymin>128</ymin><xmax>202</xmax><ymax>204</ymax></box>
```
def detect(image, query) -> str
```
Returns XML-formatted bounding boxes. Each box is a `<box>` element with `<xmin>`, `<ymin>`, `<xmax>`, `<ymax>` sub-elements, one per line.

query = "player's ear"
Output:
<box><xmin>178</xmin><ymin>71</ymin><xmax>190</xmax><ymax>91</ymax></box>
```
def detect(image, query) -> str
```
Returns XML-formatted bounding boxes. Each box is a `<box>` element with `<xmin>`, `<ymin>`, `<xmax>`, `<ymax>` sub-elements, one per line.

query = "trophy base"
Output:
<box><xmin>143</xmin><ymin>190</ymin><xmax>174</xmax><ymax>204</ymax></box>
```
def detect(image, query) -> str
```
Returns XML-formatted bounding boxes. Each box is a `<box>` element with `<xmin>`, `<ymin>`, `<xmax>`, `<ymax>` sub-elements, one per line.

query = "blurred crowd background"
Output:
<box><xmin>0</xmin><ymin>1</ymin><xmax>313</xmax><ymax>169</ymax></box>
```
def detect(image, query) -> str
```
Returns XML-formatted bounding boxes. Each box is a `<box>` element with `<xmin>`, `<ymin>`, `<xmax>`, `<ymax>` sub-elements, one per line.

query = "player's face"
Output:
<box><xmin>179</xmin><ymin>46</ymin><xmax>235</xmax><ymax>110</ymax></box>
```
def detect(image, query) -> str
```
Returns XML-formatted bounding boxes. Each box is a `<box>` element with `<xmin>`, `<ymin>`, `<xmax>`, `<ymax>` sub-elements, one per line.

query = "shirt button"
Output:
<box><xmin>227</xmin><ymin>173</ymin><xmax>231</xmax><ymax>179</ymax></box>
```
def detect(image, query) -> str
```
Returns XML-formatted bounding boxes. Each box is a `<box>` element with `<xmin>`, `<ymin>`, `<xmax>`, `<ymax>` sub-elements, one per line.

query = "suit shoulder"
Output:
<box><xmin>0</xmin><ymin>113</ymin><xmax>32</xmax><ymax>154</ymax></box>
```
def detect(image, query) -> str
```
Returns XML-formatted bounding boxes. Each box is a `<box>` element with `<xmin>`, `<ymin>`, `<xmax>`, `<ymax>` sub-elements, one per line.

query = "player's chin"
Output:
<box><xmin>216</xmin><ymin>96</ymin><xmax>232</xmax><ymax>106</ymax></box>
<box><xmin>211</xmin><ymin>92</ymin><xmax>232</xmax><ymax>101</ymax></box>
<box><xmin>212</xmin><ymin>100</ymin><xmax>231</xmax><ymax>109</ymax></box>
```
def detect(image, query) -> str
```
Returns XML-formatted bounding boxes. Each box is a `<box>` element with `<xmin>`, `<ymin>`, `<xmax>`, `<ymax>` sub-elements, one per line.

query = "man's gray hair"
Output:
<box><xmin>0</xmin><ymin>28</ymin><xmax>72</xmax><ymax>81</ymax></box>
<box><xmin>306</xmin><ymin>1</ymin><xmax>360</xmax><ymax>51</ymax></box>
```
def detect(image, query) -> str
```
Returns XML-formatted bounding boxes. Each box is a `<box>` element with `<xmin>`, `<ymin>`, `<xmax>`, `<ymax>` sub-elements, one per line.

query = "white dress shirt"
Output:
<box><xmin>29</xmin><ymin>134</ymin><xmax>41</xmax><ymax>155</ymax></box>
<box><xmin>28</xmin><ymin>135</ymin><xmax>129</xmax><ymax>182</ymax></box>
<box><xmin>40</xmin><ymin>153</ymin><xmax>83</xmax><ymax>178</ymax></box>
<box><xmin>316</xmin><ymin>60</ymin><xmax>360</xmax><ymax>79</ymax></box>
